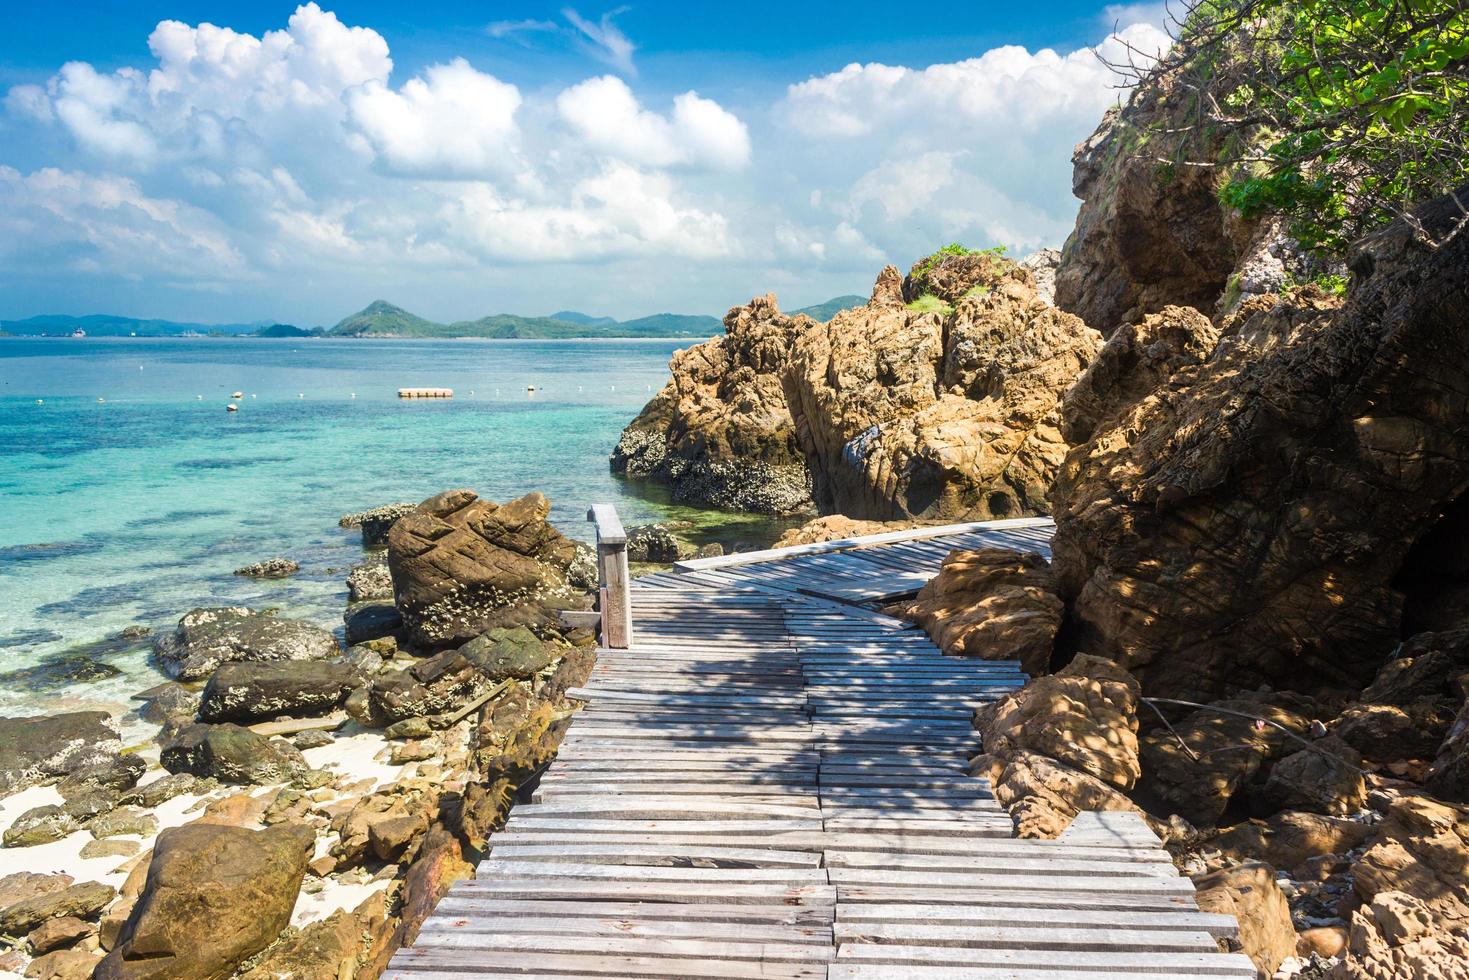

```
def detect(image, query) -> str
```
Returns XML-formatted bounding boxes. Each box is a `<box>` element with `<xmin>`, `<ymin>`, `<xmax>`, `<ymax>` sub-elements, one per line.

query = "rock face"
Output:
<box><xmin>198</xmin><ymin>661</ymin><xmax>359</xmax><ymax>723</ymax></box>
<box><xmin>1050</xmin><ymin>192</ymin><xmax>1469</xmax><ymax>702</ymax></box>
<box><xmin>1193</xmin><ymin>862</ymin><xmax>1298</xmax><ymax>978</ymax></box>
<box><xmin>886</xmin><ymin>548</ymin><xmax>1063</xmax><ymax>674</ymax></box>
<box><xmin>153</xmin><ymin>608</ymin><xmax>339</xmax><ymax>682</ymax></box>
<box><xmin>784</xmin><ymin>254</ymin><xmax>1101</xmax><ymax>521</ymax></box>
<box><xmin>611</xmin><ymin>295</ymin><xmax>815</xmax><ymax>515</ymax></box>
<box><xmin>97</xmin><ymin>823</ymin><xmax>311</xmax><ymax>980</ymax></box>
<box><xmin>1351</xmin><ymin>796</ymin><xmax>1469</xmax><ymax>930</ymax></box>
<box><xmin>386</xmin><ymin>490</ymin><xmax>579</xmax><ymax>649</ymax></box>
<box><xmin>0</xmin><ymin>712</ymin><xmax>120</xmax><ymax>795</ymax></box>
<box><xmin>971</xmin><ymin>654</ymin><xmax>1149</xmax><ymax>837</ymax></box>
<box><xmin>1333</xmin><ymin>890</ymin><xmax>1469</xmax><ymax>980</ymax></box>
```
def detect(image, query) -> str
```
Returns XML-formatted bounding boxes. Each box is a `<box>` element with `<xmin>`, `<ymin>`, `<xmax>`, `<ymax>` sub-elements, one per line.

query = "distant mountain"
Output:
<box><xmin>327</xmin><ymin>301</ymin><xmax>720</xmax><ymax>339</ymax></box>
<box><xmin>792</xmin><ymin>295</ymin><xmax>867</xmax><ymax>321</ymax></box>
<box><xmin>0</xmin><ymin>313</ymin><xmax>260</xmax><ymax>337</ymax></box>
<box><xmin>549</xmin><ymin>310</ymin><xmax>618</xmax><ymax>328</ymax></box>
<box><xmin>257</xmin><ymin>323</ymin><xmax>321</xmax><ymax>338</ymax></box>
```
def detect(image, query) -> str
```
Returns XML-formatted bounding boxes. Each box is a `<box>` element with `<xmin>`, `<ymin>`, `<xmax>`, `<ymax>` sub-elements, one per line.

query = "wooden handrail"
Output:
<box><xmin>587</xmin><ymin>504</ymin><xmax>632</xmax><ymax>648</ymax></box>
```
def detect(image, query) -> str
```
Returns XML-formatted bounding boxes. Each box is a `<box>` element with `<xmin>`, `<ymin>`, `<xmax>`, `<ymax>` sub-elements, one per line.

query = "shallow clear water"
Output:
<box><xmin>0</xmin><ymin>337</ymin><xmax>787</xmax><ymax>721</ymax></box>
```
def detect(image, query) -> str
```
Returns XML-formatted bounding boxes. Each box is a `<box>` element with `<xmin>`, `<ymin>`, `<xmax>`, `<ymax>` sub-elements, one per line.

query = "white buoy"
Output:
<box><xmin>468</xmin><ymin>390</ymin><xmax>474</xmax><ymax>396</ymax></box>
<box><xmin>226</xmin><ymin>403</ymin><xmax>238</xmax><ymax>412</ymax></box>
<box><xmin>97</xmin><ymin>397</ymin><xmax>105</xmax><ymax>404</ymax></box>
<box><xmin>298</xmin><ymin>393</ymin><xmax>304</xmax><ymax>399</ymax></box>
<box><xmin>35</xmin><ymin>399</ymin><xmax>43</xmax><ymax>405</ymax></box>
<box><xmin>350</xmin><ymin>392</ymin><xmax>356</xmax><ymax>399</ymax></box>
<box><xmin>578</xmin><ymin>385</ymin><xmax>583</xmax><ymax>392</ymax></box>
<box><xmin>250</xmin><ymin>393</ymin><xmax>256</xmax><ymax>399</ymax></box>
<box><xmin>232</xmin><ymin>391</ymin><xmax>243</xmax><ymax>399</ymax></box>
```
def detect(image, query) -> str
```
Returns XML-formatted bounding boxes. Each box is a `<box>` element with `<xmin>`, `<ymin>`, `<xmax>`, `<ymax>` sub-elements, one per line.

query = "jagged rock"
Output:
<box><xmin>392</xmin><ymin>826</ymin><xmax>474</xmax><ymax>949</ymax></box>
<box><xmin>1019</xmin><ymin>248</ymin><xmax>1061</xmax><ymax>306</ymax></box>
<box><xmin>1193</xmin><ymin>862</ymin><xmax>1298</xmax><ymax>978</ymax></box>
<box><xmin>96</xmin><ymin>823</ymin><xmax>312</xmax><ymax>980</ymax></box>
<box><xmin>887</xmin><ymin>547</ymin><xmax>1062</xmax><ymax>674</ymax></box>
<box><xmin>232</xmin><ymin>558</ymin><xmax>299</xmax><ymax>579</ymax></box>
<box><xmin>566</xmin><ymin>542</ymin><xmax>598</xmax><ymax>591</ymax></box>
<box><xmin>122</xmin><ymin>773</ymin><xmax>197</xmax><ymax>809</ymax></box>
<box><xmin>160</xmin><ymin>723</ymin><xmax>307</xmax><ymax>785</ymax></box>
<box><xmin>458</xmin><ymin>626</ymin><xmax>558</xmax><ymax>682</ymax></box>
<box><xmin>0</xmin><ymin>880</ymin><xmax>115</xmax><ymax>934</ymax></box>
<box><xmin>1360</xmin><ymin>629</ymin><xmax>1469</xmax><ymax>705</ymax></box>
<box><xmin>1214</xmin><ymin>810</ymin><xmax>1372</xmax><ymax>875</ymax></box>
<box><xmin>236</xmin><ymin>900</ymin><xmax>382</xmax><ymax>980</ymax></box>
<box><xmin>362</xmin><ymin>631</ymin><xmax>542</xmax><ymax>725</ymax></box>
<box><xmin>1428</xmin><ymin>700</ymin><xmax>1469</xmax><ymax>802</ymax></box>
<box><xmin>343</xmin><ymin>601</ymin><xmax>402</xmax><ymax>645</ymax></box>
<box><xmin>0</xmin><ymin>873</ymin><xmax>74</xmax><ymax>911</ymax></box>
<box><xmin>1253</xmin><ymin>736</ymin><xmax>1367</xmax><ymax>817</ymax></box>
<box><xmin>612</xmin><ymin>295</ymin><xmax>815</xmax><ymax>515</ymax></box>
<box><xmin>27</xmin><ymin>915</ymin><xmax>94</xmax><ymax>954</ymax></box>
<box><xmin>153</xmin><ymin>608</ymin><xmax>338</xmax><ymax>681</ymax></box>
<box><xmin>199</xmin><ymin>660</ymin><xmax>359</xmax><ymax>723</ymax></box>
<box><xmin>1352</xmin><ymin>796</ymin><xmax>1469</xmax><ymax>930</ymax></box>
<box><xmin>1333</xmin><ymin>700</ymin><xmax>1453</xmax><ymax>763</ymax></box>
<box><xmin>971</xmin><ymin>654</ymin><xmax>1150</xmax><ymax>837</ymax></box>
<box><xmin>1058</xmin><ymin>305</ymin><xmax>1221</xmax><ymax>445</ymax></box>
<box><xmin>386</xmin><ymin>490</ymin><xmax>579</xmax><ymax>649</ymax></box>
<box><xmin>784</xmin><ymin>256</ymin><xmax>1101</xmax><ymax>521</ymax></box>
<box><xmin>3</xmin><ymin>805</ymin><xmax>77</xmax><ymax>847</ymax></box>
<box><xmin>346</xmin><ymin>560</ymin><xmax>393</xmax><ymax>602</ymax></box>
<box><xmin>1051</xmin><ymin>193</ymin><xmax>1469</xmax><ymax>702</ymax></box>
<box><xmin>625</xmin><ymin>523</ymin><xmax>690</xmax><ymax>563</ymax></box>
<box><xmin>773</xmin><ymin>516</ymin><xmax>918</xmax><ymax>547</ymax></box>
<box><xmin>330</xmin><ymin>782</ymin><xmax>440</xmax><ymax>868</ymax></box>
<box><xmin>1138</xmin><ymin>695</ymin><xmax>1312</xmax><ymax>826</ymax></box>
<box><xmin>291</xmin><ymin>730</ymin><xmax>334</xmax><ymax>750</ymax></box>
<box><xmin>135</xmin><ymin>683</ymin><xmax>200</xmax><ymax>727</ymax></box>
<box><xmin>339</xmin><ymin>503</ymin><xmax>416</xmax><ymax>549</ymax></box>
<box><xmin>0</xmin><ymin>712</ymin><xmax>120</xmax><ymax>795</ymax></box>
<box><xmin>57</xmin><ymin>754</ymin><xmax>144</xmax><ymax>799</ymax></box>
<box><xmin>1331</xmin><ymin>890</ymin><xmax>1469</xmax><ymax>980</ymax></box>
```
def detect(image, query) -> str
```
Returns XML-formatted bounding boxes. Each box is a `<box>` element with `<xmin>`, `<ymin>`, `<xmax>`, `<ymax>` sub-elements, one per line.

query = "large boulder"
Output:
<box><xmin>198</xmin><ymin>661</ymin><xmax>359</xmax><ymax>723</ymax></box>
<box><xmin>96</xmin><ymin>823</ymin><xmax>311</xmax><ymax>980</ymax></box>
<box><xmin>971</xmin><ymin>654</ymin><xmax>1149</xmax><ymax>837</ymax></box>
<box><xmin>1050</xmin><ymin>190</ymin><xmax>1469</xmax><ymax>702</ymax></box>
<box><xmin>1252</xmin><ymin>736</ymin><xmax>1367</xmax><ymax>817</ymax></box>
<box><xmin>886</xmin><ymin>548</ymin><xmax>1063</xmax><ymax>674</ymax></box>
<box><xmin>160</xmin><ymin>723</ymin><xmax>308</xmax><ymax>785</ymax></box>
<box><xmin>386</xmin><ymin>490</ymin><xmax>579</xmax><ymax>649</ymax></box>
<box><xmin>611</xmin><ymin>295</ymin><xmax>815</xmax><ymax>515</ymax></box>
<box><xmin>0</xmin><ymin>712</ymin><xmax>120</xmax><ymax>795</ymax></box>
<box><xmin>1193</xmin><ymin>862</ymin><xmax>1298</xmax><ymax>979</ymax></box>
<box><xmin>153</xmin><ymin>608</ymin><xmax>338</xmax><ymax>681</ymax></box>
<box><xmin>359</xmin><ymin>628</ymin><xmax>558</xmax><ymax>725</ymax></box>
<box><xmin>784</xmin><ymin>255</ymin><xmax>1101</xmax><ymax>521</ymax></box>
<box><xmin>1138</xmin><ymin>695</ymin><xmax>1312</xmax><ymax>826</ymax></box>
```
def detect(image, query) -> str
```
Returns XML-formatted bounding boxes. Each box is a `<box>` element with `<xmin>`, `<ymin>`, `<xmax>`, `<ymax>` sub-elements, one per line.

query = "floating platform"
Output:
<box><xmin>398</xmin><ymin>387</ymin><xmax>454</xmax><ymax>399</ymax></box>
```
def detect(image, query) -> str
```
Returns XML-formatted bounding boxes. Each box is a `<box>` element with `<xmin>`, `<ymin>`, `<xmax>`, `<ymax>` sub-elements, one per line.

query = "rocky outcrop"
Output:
<box><xmin>612</xmin><ymin>296</ymin><xmax>815</xmax><ymax>514</ymax></box>
<box><xmin>1193</xmin><ymin>862</ymin><xmax>1299</xmax><ymax>978</ymax></box>
<box><xmin>386</xmin><ymin>490</ymin><xmax>580</xmax><ymax>649</ymax></box>
<box><xmin>1351</xmin><ymin>796</ymin><xmax>1469</xmax><ymax>930</ymax></box>
<box><xmin>0</xmin><ymin>712</ymin><xmax>121</xmax><ymax>795</ymax></box>
<box><xmin>96</xmin><ymin>823</ymin><xmax>312</xmax><ymax>980</ymax></box>
<box><xmin>153</xmin><ymin>608</ymin><xmax>338</xmax><ymax>681</ymax></box>
<box><xmin>886</xmin><ymin>548</ymin><xmax>1062</xmax><ymax>674</ymax></box>
<box><xmin>340</xmin><ymin>503</ymin><xmax>416</xmax><ymax>549</ymax></box>
<box><xmin>198</xmin><ymin>661</ymin><xmax>359</xmax><ymax>723</ymax></box>
<box><xmin>1050</xmin><ymin>190</ymin><xmax>1469</xmax><ymax>703</ymax></box>
<box><xmin>971</xmin><ymin>654</ymin><xmax>1150</xmax><ymax>837</ymax></box>
<box><xmin>1332</xmin><ymin>890</ymin><xmax>1469</xmax><ymax>980</ymax></box>
<box><xmin>784</xmin><ymin>253</ymin><xmax>1102</xmax><ymax>521</ymax></box>
<box><xmin>1214</xmin><ymin>810</ymin><xmax>1372</xmax><ymax>876</ymax></box>
<box><xmin>231</xmin><ymin>558</ymin><xmax>298</xmax><ymax>579</ymax></box>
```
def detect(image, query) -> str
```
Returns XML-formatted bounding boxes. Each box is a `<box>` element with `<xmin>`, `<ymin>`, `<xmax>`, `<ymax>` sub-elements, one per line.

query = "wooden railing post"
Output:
<box><xmin>587</xmin><ymin>503</ymin><xmax>632</xmax><ymax>649</ymax></box>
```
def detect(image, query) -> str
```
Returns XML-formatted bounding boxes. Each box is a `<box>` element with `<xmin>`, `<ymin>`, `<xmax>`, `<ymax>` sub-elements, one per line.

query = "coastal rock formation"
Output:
<box><xmin>887</xmin><ymin>547</ymin><xmax>1062</xmax><ymax>674</ymax></box>
<box><xmin>153</xmin><ymin>608</ymin><xmax>338</xmax><ymax>682</ymax></box>
<box><xmin>231</xmin><ymin>558</ymin><xmax>299</xmax><ymax>579</ymax></box>
<box><xmin>340</xmin><ymin>502</ymin><xmax>416</xmax><ymax>549</ymax></box>
<box><xmin>611</xmin><ymin>295</ymin><xmax>815</xmax><ymax>514</ymax></box>
<box><xmin>1334</xmin><ymin>890</ymin><xmax>1469</xmax><ymax>980</ymax></box>
<box><xmin>1050</xmin><ymin>192</ymin><xmax>1469</xmax><ymax>702</ymax></box>
<box><xmin>97</xmin><ymin>823</ymin><xmax>312</xmax><ymax>980</ymax></box>
<box><xmin>0</xmin><ymin>712</ymin><xmax>120</xmax><ymax>795</ymax></box>
<box><xmin>773</xmin><ymin>515</ymin><xmax>919</xmax><ymax>547</ymax></box>
<box><xmin>971</xmin><ymin>654</ymin><xmax>1149</xmax><ymax>837</ymax></box>
<box><xmin>784</xmin><ymin>253</ymin><xmax>1101</xmax><ymax>521</ymax></box>
<box><xmin>198</xmin><ymin>661</ymin><xmax>359</xmax><ymax>723</ymax></box>
<box><xmin>1193</xmin><ymin>862</ymin><xmax>1298</xmax><ymax>977</ymax></box>
<box><xmin>160</xmin><ymin>724</ymin><xmax>308</xmax><ymax>785</ymax></box>
<box><xmin>386</xmin><ymin>490</ymin><xmax>579</xmax><ymax>649</ymax></box>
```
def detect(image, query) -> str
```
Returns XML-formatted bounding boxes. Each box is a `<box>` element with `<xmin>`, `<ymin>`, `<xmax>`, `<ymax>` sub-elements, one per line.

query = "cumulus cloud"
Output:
<box><xmin>556</xmin><ymin>76</ymin><xmax>750</xmax><ymax>171</ymax></box>
<box><xmin>349</xmin><ymin>59</ymin><xmax>522</xmax><ymax>177</ymax></box>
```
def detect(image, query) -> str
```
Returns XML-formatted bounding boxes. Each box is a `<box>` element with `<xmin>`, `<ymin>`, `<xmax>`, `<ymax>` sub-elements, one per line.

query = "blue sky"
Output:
<box><xmin>0</xmin><ymin>2</ymin><xmax>1171</xmax><ymax>324</ymax></box>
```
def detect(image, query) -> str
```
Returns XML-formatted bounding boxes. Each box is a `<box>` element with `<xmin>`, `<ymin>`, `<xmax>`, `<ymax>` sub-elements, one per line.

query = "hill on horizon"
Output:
<box><xmin>0</xmin><ymin>313</ymin><xmax>262</xmax><ymax>337</ymax></box>
<box><xmin>327</xmin><ymin>300</ymin><xmax>726</xmax><ymax>339</ymax></box>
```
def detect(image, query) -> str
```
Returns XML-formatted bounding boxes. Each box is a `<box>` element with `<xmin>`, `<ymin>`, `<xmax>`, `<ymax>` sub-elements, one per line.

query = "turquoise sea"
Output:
<box><xmin>0</xmin><ymin>337</ymin><xmax>785</xmax><ymax>724</ymax></box>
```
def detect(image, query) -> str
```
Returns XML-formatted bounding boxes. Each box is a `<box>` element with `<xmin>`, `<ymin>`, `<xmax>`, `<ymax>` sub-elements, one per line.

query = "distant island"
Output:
<box><xmin>0</xmin><ymin>295</ymin><xmax>868</xmax><ymax>340</ymax></box>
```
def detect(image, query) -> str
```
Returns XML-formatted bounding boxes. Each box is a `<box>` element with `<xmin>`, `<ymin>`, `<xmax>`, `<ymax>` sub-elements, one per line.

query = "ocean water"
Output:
<box><xmin>0</xmin><ymin>337</ymin><xmax>788</xmax><ymax>724</ymax></box>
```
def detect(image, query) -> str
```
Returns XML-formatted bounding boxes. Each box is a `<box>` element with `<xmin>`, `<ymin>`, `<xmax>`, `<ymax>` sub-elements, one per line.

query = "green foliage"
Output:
<box><xmin>1282</xmin><ymin>270</ymin><xmax>1351</xmax><ymax>294</ymax></box>
<box><xmin>1199</xmin><ymin>0</ymin><xmax>1469</xmax><ymax>253</ymax></box>
<box><xmin>911</xmin><ymin>243</ymin><xmax>1008</xmax><ymax>280</ymax></box>
<box><xmin>905</xmin><ymin>294</ymin><xmax>954</xmax><ymax>316</ymax></box>
<box><xmin>962</xmin><ymin>284</ymin><xmax>993</xmax><ymax>300</ymax></box>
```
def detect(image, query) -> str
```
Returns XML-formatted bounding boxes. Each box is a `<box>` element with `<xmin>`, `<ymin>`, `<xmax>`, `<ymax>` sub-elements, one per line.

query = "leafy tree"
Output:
<box><xmin>1107</xmin><ymin>0</ymin><xmax>1469</xmax><ymax>254</ymax></box>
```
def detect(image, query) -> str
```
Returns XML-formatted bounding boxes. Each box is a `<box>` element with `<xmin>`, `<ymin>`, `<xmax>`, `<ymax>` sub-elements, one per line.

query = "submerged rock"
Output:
<box><xmin>612</xmin><ymin>295</ymin><xmax>815</xmax><ymax>515</ymax></box>
<box><xmin>346</xmin><ymin>559</ymin><xmax>393</xmax><ymax>602</ymax></box>
<box><xmin>231</xmin><ymin>558</ymin><xmax>299</xmax><ymax>579</ymax></box>
<box><xmin>153</xmin><ymin>607</ymin><xmax>338</xmax><ymax>681</ymax></box>
<box><xmin>386</xmin><ymin>490</ymin><xmax>579</xmax><ymax>649</ymax></box>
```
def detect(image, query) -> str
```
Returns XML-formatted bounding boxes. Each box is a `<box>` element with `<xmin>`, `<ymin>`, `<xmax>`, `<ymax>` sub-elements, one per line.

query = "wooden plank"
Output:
<box><xmin>430</xmin><ymin>897</ymin><xmax>833</xmax><ymax>925</ymax></box>
<box><xmin>417</xmin><ymin>915</ymin><xmax>831</xmax><ymax>944</ymax></box>
<box><xmin>453</xmin><ymin>878</ymin><xmax>836</xmax><ymax>905</ymax></box>
<box><xmin>388</xmin><ymin>947</ymin><xmax>828</xmax><ymax>978</ymax></box>
<box><xmin>486</xmin><ymin>842</ymin><xmax>824</xmax><ymax>867</ymax></box>
<box><xmin>832</xmin><ymin>921</ymin><xmax>1220</xmax><ymax>952</ymax></box>
<box><xmin>833</xmin><ymin>946</ymin><xmax>1256</xmax><ymax>976</ymax></box>
<box><xmin>835</xmin><ymin>904</ymin><xmax>1238</xmax><ymax>937</ymax></box>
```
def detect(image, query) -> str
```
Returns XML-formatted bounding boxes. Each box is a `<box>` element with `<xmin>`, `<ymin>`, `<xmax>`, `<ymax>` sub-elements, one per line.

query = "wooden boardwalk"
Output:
<box><xmin>388</xmin><ymin>519</ymin><xmax>1253</xmax><ymax>979</ymax></box>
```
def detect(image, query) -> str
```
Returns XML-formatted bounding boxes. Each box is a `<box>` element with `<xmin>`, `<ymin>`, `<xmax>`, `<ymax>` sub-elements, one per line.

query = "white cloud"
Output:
<box><xmin>556</xmin><ymin>76</ymin><xmax>750</xmax><ymax>171</ymax></box>
<box><xmin>349</xmin><ymin>59</ymin><xmax>522</xmax><ymax>177</ymax></box>
<box><xmin>564</xmin><ymin>8</ymin><xmax>637</xmax><ymax>76</ymax></box>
